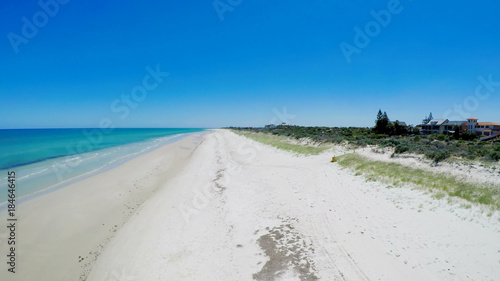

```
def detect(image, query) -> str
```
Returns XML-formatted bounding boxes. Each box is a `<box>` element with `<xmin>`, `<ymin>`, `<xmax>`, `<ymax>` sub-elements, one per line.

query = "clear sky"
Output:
<box><xmin>1</xmin><ymin>0</ymin><xmax>499</xmax><ymax>129</ymax></box>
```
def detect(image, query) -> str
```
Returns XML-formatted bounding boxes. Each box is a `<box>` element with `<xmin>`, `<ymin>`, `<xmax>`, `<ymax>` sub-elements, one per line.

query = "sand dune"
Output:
<box><xmin>356</xmin><ymin>146</ymin><xmax>500</xmax><ymax>188</ymax></box>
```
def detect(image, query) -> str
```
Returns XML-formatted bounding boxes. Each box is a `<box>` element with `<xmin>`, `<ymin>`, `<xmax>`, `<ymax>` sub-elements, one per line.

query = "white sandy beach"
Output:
<box><xmin>0</xmin><ymin>132</ymin><xmax>207</xmax><ymax>281</ymax></box>
<box><xmin>2</xmin><ymin>129</ymin><xmax>500</xmax><ymax>281</ymax></box>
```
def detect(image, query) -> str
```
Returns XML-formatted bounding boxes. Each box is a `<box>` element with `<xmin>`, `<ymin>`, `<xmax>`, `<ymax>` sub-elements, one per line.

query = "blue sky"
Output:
<box><xmin>1</xmin><ymin>0</ymin><xmax>499</xmax><ymax>128</ymax></box>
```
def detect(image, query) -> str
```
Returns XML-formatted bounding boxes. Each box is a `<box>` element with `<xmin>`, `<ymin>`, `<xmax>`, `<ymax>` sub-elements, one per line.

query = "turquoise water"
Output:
<box><xmin>0</xmin><ymin>128</ymin><xmax>204</xmax><ymax>205</ymax></box>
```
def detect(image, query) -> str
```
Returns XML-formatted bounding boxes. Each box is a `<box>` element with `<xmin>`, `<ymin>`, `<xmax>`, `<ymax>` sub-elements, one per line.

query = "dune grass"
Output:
<box><xmin>337</xmin><ymin>153</ymin><xmax>500</xmax><ymax>210</ymax></box>
<box><xmin>233</xmin><ymin>130</ymin><xmax>330</xmax><ymax>155</ymax></box>
<box><xmin>233</xmin><ymin>126</ymin><xmax>500</xmax><ymax>162</ymax></box>
<box><xmin>234</xmin><ymin>129</ymin><xmax>500</xmax><ymax>210</ymax></box>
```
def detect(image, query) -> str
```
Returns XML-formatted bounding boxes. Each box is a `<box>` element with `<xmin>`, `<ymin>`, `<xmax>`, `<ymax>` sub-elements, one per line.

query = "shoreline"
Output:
<box><xmin>0</xmin><ymin>131</ymin><xmax>204</xmax><ymax>209</ymax></box>
<box><xmin>0</xmin><ymin>131</ymin><xmax>209</xmax><ymax>281</ymax></box>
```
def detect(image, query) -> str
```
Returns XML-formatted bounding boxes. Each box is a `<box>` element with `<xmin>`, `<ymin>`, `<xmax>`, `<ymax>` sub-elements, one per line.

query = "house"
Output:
<box><xmin>392</xmin><ymin>121</ymin><xmax>407</xmax><ymax>127</ymax></box>
<box><xmin>421</xmin><ymin>119</ymin><xmax>466</xmax><ymax>135</ymax></box>
<box><xmin>467</xmin><ymin>118</ymin><xmax>500</xmax><ymax>136</ymax></box>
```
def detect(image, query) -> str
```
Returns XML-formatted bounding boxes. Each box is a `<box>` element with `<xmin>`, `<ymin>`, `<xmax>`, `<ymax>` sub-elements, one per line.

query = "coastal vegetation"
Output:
<box><xmin>233</xmin><ymin>126</ymin><xmax>500</xmax><ymax>162</ymax></box>
<box><xmin>233</xmin><ymin>130</ymin><xmax>331</xmax><ymax>155</ymax></box>
<box><xmin>336</xmin><ymin>153</ymin><xmax>500</xmax><ymax>210</ymax></box>
<box><xmin>232</xmin><ymin>129</ymin><xmax>500</xmax><ymax>210</ymax></box>
<box><xmin>231</xmin><ymin>110</ymin><xmax>500</xmax><ymax>163</ymax></box>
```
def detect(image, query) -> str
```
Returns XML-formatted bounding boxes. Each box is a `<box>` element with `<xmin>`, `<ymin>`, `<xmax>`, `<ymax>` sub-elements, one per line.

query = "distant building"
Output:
<box><xmin>421</xmin><ymin>119</ymin><xmax>466</xmax><ymax>135</ymax></box>
<box><xmin>467</xmin><ymin>118</ymin><xmax>500</xmax><ymax>136</ymax></box>
<box><xmin>264</xmin><ymin>122</ymin><xmax>290</xmax><ymax>128</ymax></box>
<box><xmin>392</xmin><ymin>121</ymin><xmax>407</xmax><ymax>127</ymax></box>
<box><xmin>421</xmin><ymin>117</ymin><xmax>500</xmax><ymax>136</ymax></box>
<box><xmin>264</xmin><ymin>124</ymin><xmax>277</xmax><ymax>129</ymax></box>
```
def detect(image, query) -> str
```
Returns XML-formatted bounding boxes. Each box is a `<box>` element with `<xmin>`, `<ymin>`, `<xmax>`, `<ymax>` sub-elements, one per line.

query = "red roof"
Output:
<box><xmin>478</xmin><ymin>122</ymin><xmax>500</xmax><ymax>126</ymax></box>
<box><xmin>467</xmin><ymin>117</ymin><xmax>478</xmax><ymax>120</ymax></box>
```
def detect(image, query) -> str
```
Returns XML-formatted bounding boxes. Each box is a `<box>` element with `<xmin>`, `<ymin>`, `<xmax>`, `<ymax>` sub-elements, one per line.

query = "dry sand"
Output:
<box><xmin>2</xmin><ymin>129</ymin><xmax>500</xmax><ymax>280</ymax></box>
<box><xmin>0</xmin><ymin>131</ymin><xmax>207</xmax><ymax>281</ymax></box>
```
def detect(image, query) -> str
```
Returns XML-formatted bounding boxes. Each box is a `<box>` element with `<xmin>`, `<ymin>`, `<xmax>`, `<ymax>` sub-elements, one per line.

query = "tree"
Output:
<box><xmin>374</xmin><ymin>110</ymin><xmax>392</xmax><ymax>135</ymax></box>
<box><xmin>376</xmin><ymin>109</ymin><xmax>383</xmax><ymax>124</ymax></box>
<box><xmin>453</xmin><ymin>125</ymin><xmax>461</xmax><ymax>140</ymax></box>
<box><xmin>412</xmin><ymin>126</ymin><xmax>421</xmax><ymax>135</ymax></box>
<box><xmin>422</xmin><ymin>112</ymin><xmax>434</xmax><ymax>125</ymax></box>
<box><xmin>382</xmin><ymin>112</ymin><xmax>390</xmax><ymax>134</ymax></box>
<box><xmin>460</xmin><ymin>132</ymin><xmax>477</xmax><ymax>141</ymax></box>
<box><xmin>382</xmin><ymin>111</ymin><xmax>389</xmax><ymax>124</ymax></box>
<box><xmin>394</xmin><ymin>120</ymin><xmax>407</xmax><ymax>135</ymax></box>
<box><xmin>374</xmin><ymin>109</ymin><xmax>384</xmax><ymax>134</ymax></box>
<box><xmin>386</xmin><ymin>122</ymin><xmax>395</xmax><ymax>135</ymax></box>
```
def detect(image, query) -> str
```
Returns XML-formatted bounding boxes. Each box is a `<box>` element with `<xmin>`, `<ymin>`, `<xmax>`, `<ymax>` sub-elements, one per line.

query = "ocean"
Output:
<box><xmin>0</xmin><ymin>128</ymin><xmax>204</xmax><ymax>206</ymax></box>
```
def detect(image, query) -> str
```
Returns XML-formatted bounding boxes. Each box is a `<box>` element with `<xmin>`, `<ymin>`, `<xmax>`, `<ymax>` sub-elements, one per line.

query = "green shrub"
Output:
<box><xmin>420</xmin><ymin>139</ymin><xmax>432</xmax><ymax>145</ymax></box>
<box><xmin>468</xmin><ymin>146</ymin><xmax>488</xmax><ymax>158</ymax></box>
<box><xmin>486</xmin><ymin>151</ymin><xmax>500</xmax><ymax>161</ymax></box>
<box><xmin>394</xmin><ymin>144</ymin><xmax>409</xmax><ymax>154</ymax></box>
<box><xmin>379</xmin><ymin>138</ymin><xmax>400</xmax><ymax>148</ymax></box>
<box><xmin>460</xmin><ymin>132</ymin><xmax>477</xmax><ymax>141</ymax></box>
<box><xmin>425</xmin><ymin>150</ymin><xmax>450</xmax><ymax>163</ymax></box>
<box><xmin>436</xmin><ymin>135</ymin><xmax>446</xmax><ymax>141</ymax></box>
<box><xmin>456</xmin><ymin>150</ymin><xmax>469</xmax><ymax>159</ymax></box>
